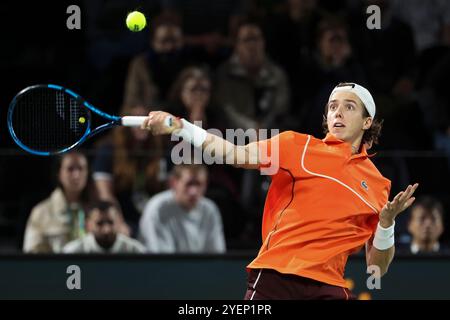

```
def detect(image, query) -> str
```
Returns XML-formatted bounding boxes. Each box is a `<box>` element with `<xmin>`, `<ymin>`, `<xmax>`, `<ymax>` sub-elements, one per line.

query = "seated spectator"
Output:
<box><xmin>214</xmin><ymin>19</ymin><xmax>291</xmax><ymax>235</ymax></box>
<box><xmin>167</xmin><ymin>66</ymin><xmax>246</xmax><ymax>246</ymax></box>
<box><xmin>23</xmin><ymin>151</ymin><xmax>94</xmax><ymax>253</ymax></box>
<box><xmin>139</xmin><ymin>164</ymin><xmax>226</xmax><ymax>253</ymax></box>
<box><xmin>167</xmin><ymin>66</ymin><xmax>216</xmax><ymax>128</ymax></box>
<box><xmin>63</xmin><ymin>201</ymin><xmax>145</xmax><ymax>254</ymax></box>
<box><xmin>406</xmin><ymin>196</ymin><xmax>446</xmax><ymax>254</ymax></box>
<box><xmin>93</xmin><ymin>104</ymin><xmax>167</xmax><ymax>236</ymax></box>
<box><xmin>214</xmin><ymin>19</ymin><xmax>290</xmax><ymax>131</ymax></box>
<box><xmin>123</xmin><ymin>14</ymin><xmax>188</xmax><ymax>107</ymax></box>
<box><xmin>298</xmin><ymin>16</ymin><xmax>367</xmax><ymax>138</ymax></box>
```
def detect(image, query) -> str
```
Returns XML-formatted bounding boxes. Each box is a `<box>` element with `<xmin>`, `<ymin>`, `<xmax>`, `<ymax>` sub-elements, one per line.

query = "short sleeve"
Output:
<box><xmin>257</xmin><ymin>131</ymin><xmax>307</xmax><ymax>176</ymax></box>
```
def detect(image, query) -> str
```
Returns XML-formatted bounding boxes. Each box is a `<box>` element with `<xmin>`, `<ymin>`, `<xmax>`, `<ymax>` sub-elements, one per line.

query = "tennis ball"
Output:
<box><xmin>126</xmin><ymin>11</ymin><xmax>147</xmax><ymax>32</ymax></box>
<box><xmin>79</xmin><ymin>117</ymin><xmax>86</xmax><ymax>124</ymax></box>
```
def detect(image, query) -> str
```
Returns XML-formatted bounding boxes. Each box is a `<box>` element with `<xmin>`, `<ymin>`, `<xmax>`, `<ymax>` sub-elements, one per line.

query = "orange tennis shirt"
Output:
<box><xmin>247</xmin><ymin>131</ymin><xmax>391</xmax><ymax>287</ymax></box>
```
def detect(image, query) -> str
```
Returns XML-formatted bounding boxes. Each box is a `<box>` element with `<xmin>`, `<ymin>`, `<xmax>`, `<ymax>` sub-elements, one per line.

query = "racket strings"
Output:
<box><xmin>11</xmin><ymin>87</ymin><xmax>89</xmax><ymax>153</ymax></box>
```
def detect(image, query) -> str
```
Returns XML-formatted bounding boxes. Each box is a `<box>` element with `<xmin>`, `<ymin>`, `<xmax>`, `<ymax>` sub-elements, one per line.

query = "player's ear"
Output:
<box><xmin>363</xmin><ymin>117</ymin><xmax>372</xmax><ymax>130</ymax></box>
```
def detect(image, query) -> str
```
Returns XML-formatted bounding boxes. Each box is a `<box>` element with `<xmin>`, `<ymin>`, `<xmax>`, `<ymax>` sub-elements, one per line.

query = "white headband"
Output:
<box><xmin>329</xmin><ymin>83</ymin><xmax>376</xmax><ymax>118</ymax></box>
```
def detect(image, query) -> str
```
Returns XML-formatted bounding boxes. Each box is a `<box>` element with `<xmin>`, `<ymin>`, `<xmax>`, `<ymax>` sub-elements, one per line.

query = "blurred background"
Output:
<box><xmin>0</xmin><ymin>0</ymin><xmax>449</xmax><ymax>299</ymax></box>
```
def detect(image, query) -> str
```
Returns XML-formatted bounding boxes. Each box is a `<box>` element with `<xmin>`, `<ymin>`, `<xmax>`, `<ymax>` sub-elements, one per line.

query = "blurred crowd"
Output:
<box><xmin>2</xmin><ymin>0</ymin><xmax>450</xmax><ymax>254</ymax></box>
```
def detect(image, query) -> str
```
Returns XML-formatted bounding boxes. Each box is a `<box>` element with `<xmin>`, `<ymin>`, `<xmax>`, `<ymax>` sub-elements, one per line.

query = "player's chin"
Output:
<box><xmin>330</xmin><ymin>128</ymin><xmax>346</xmax><ymax>140</ymax></box>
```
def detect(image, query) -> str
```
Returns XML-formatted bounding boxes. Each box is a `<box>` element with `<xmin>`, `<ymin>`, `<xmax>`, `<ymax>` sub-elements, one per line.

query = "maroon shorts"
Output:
<box><xmin>244</xmin><ymin>268</ymin><xmax>356</xmax><ymax>300</ymax></box>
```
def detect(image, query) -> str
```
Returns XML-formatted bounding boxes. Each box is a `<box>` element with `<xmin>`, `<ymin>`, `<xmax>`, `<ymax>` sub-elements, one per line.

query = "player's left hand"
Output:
<box><xmin>379</xmin><ymin>183</ymin><xmax>419</xmax><ymax>227</ymax></box>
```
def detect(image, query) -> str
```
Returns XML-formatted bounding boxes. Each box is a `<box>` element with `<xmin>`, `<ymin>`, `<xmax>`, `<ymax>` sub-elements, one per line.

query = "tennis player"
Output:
<box><xmin>142</xmin><ymin>82</ymin><xmax>418</xmax><ymax>300</ymax></box>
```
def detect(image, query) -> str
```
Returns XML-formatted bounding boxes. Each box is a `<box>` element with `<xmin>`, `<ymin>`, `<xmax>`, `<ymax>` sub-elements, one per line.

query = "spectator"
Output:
<box><xmin>298</xmin><ymin>16</ymin><xmax>367</xmax><ymax>138</ymax></box>
<box><xmin>167</xmin><ymin>67</ymin><xmax>246</xmax><ymax>246</ymax></box>
<box><xmin>123</xmin><ymin>14</ymin><xmax>188</xmax><ymax>107</ymax></box>
<box><xmin>167</xmin><ymin>66</ymin><xmax>216</xmax><ymax>128</ymax></box>
<box><xmin>63</xmin><ymin>201</ymin><xmax>145</xmax><ymax>253</ymax></box>
<box><xmin>407</xmin><ymin>196</ymin><xmax>446</xmax><ymax>254</ymax></box>
<box><xmin>93</xmin><ymin>104</ymin><xmax>167</xmax><ymax>235</ymax></box>
<box><xmin>139</xmin><ymin>164</ymin><xmax>225</xmax><ymax>253</ymax></box>
<box><xmin>23</xmin><ymin>151</ymin><xmax>94</xmax><ymax>253</ymax></box>
<box><xmin>214</xmin><ymin>19</ymin><xmax>290</xmax><ymax>131</ymax></box>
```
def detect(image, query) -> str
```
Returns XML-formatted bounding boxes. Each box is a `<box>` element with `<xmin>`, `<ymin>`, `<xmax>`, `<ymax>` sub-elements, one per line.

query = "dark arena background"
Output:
<box><xmin>0</xmin><ymin>0</ymin><xmax>450</xmax><ymax>305</ymax></box>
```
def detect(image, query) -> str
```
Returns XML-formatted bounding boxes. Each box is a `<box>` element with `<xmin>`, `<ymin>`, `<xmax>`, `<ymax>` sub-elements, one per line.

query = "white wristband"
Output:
<box><xmin>373</xmin><ymin>221</ymin><xmax>395</xmax><ymax>250</ymax></box>
<box><xmin>173</xmin><ymin>118</ymin><xmax>207</xmax><ymax>148</ymax></box>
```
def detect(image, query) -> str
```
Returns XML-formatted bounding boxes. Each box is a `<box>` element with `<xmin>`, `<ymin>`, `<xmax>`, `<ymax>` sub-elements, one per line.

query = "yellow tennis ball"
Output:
<box><xmin>126</xmin><ymin>11</ymin><xmax>147</xmax><ymax>32</ymax></box>
<box><xmin>79</xmin><ymin>117</ymin><xmax>86</xmax><ymax>124</ymax></box>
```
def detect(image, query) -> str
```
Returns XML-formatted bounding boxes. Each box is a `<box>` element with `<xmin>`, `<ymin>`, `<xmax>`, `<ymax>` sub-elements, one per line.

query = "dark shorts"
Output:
<box><xmin>244</xmin><ymin>268</ymin><xmax>356</xmax><ymax>300</ymax></box>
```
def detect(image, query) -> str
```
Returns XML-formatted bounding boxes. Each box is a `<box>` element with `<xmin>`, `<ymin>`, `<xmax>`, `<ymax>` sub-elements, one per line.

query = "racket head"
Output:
<box><xmin>7</xmin><ymin>84</ymin><xmax>92</xmax><ymax>156</ymax></box>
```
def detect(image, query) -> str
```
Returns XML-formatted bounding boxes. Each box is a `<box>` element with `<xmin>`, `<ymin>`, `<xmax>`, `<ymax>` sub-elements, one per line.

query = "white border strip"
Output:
<box><xmin>301</xmin><ymin>135</ymin><xmax>378</xmax><ymax>213</ymax></box>
<box><xmin>250</xmin><ymin>269</ymin><xmax>263</xmax><ymax>300</ymax></box>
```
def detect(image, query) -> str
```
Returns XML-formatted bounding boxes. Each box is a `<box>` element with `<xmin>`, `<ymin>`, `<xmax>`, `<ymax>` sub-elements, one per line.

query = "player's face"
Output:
<box><xmin>59</xmin><ymin>153</ymin><xmax>88</xmax><ymax>195</ymax></box>
<box><xmin>408</xmin><ymin>206</ymin><xmax>443</xmax><ymax>243</ymax></box>
<box><xmin>173</xmin><ymin>170</ymin><xmax>207</xmax><ymax>210</ymax></box>
<box><xmin>89</xmin><ymin>209</ymin><xmax>117</xmax><ymax>249</ymax></box>
<box><xmin>326</xmin><ymin>91</ymin><xmax>372</xmax><ymax>145</ymax></box>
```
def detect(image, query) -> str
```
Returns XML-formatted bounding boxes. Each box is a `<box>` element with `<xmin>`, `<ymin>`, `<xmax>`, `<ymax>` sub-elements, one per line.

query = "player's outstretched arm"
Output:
<box><xmin>366</xmin><ymin>183</ymin><xmax>419</xmax><ymax>277</ymax></box>
<box><xmin>141</xmin><ymin>111</ymin><xmax>260</xmax><ymax>169</ymax></box>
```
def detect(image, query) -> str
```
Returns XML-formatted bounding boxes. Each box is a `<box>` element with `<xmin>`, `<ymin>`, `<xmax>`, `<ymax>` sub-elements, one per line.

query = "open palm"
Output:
<box><xmin>380</xmin><ymin>183</ymin><xmax>419</xmax><ymax>226</ymax></box>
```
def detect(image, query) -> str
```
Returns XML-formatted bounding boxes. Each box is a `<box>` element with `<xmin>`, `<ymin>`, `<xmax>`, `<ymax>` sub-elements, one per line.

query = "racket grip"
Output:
<box><xmin>121</xmin><ymin>116</ymin><xmax>147</xmax><ymax>127</ymax></box>
<box><xmin>121</xmin><ymin>116</ymin><xmax>174</xmax><ymax>128</ymax></box>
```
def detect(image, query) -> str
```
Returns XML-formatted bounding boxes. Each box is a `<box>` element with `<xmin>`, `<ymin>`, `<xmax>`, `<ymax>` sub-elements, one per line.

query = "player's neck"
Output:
<box><xmin>350</xmin><ymin>136</ymin><xmax>363</xmax><ymax>155</ymax></box>
<box><xmin>351</xmin><ymin>144</ymin><xmax>360</xmax><ymax>155</ymax></box>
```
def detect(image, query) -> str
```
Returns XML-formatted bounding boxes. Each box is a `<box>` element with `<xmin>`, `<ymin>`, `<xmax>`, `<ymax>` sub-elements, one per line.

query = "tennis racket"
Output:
<box><xmin>7</xmin><ymin>84</ymin><xmax>172</xmax><ymax>156</ymax></box>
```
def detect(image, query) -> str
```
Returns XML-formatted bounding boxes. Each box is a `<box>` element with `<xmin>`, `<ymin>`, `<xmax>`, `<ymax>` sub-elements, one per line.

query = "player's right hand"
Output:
<box><xmin>141</xmin><ymin>111</ymin><xmax>182</xmax><ymax>135</ymax></box>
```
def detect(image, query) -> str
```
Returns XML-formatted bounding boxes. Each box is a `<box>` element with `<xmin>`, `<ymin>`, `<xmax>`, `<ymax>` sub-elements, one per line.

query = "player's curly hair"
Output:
<box><xmin>322</xmin><ymin>103</ymin><xmax>384</xmax><ymax>148</ymax></box>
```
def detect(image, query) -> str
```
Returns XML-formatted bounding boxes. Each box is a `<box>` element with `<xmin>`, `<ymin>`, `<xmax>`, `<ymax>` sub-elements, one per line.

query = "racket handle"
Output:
<box><xmin>121</xmin><ymin>116</ymin><xmax>146</xmax><ymax>127</ymax></box>
<box><xmin>121</xmin><ymin>116</ymin><xmax>174</xmax><ymax>128</ymax></box>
